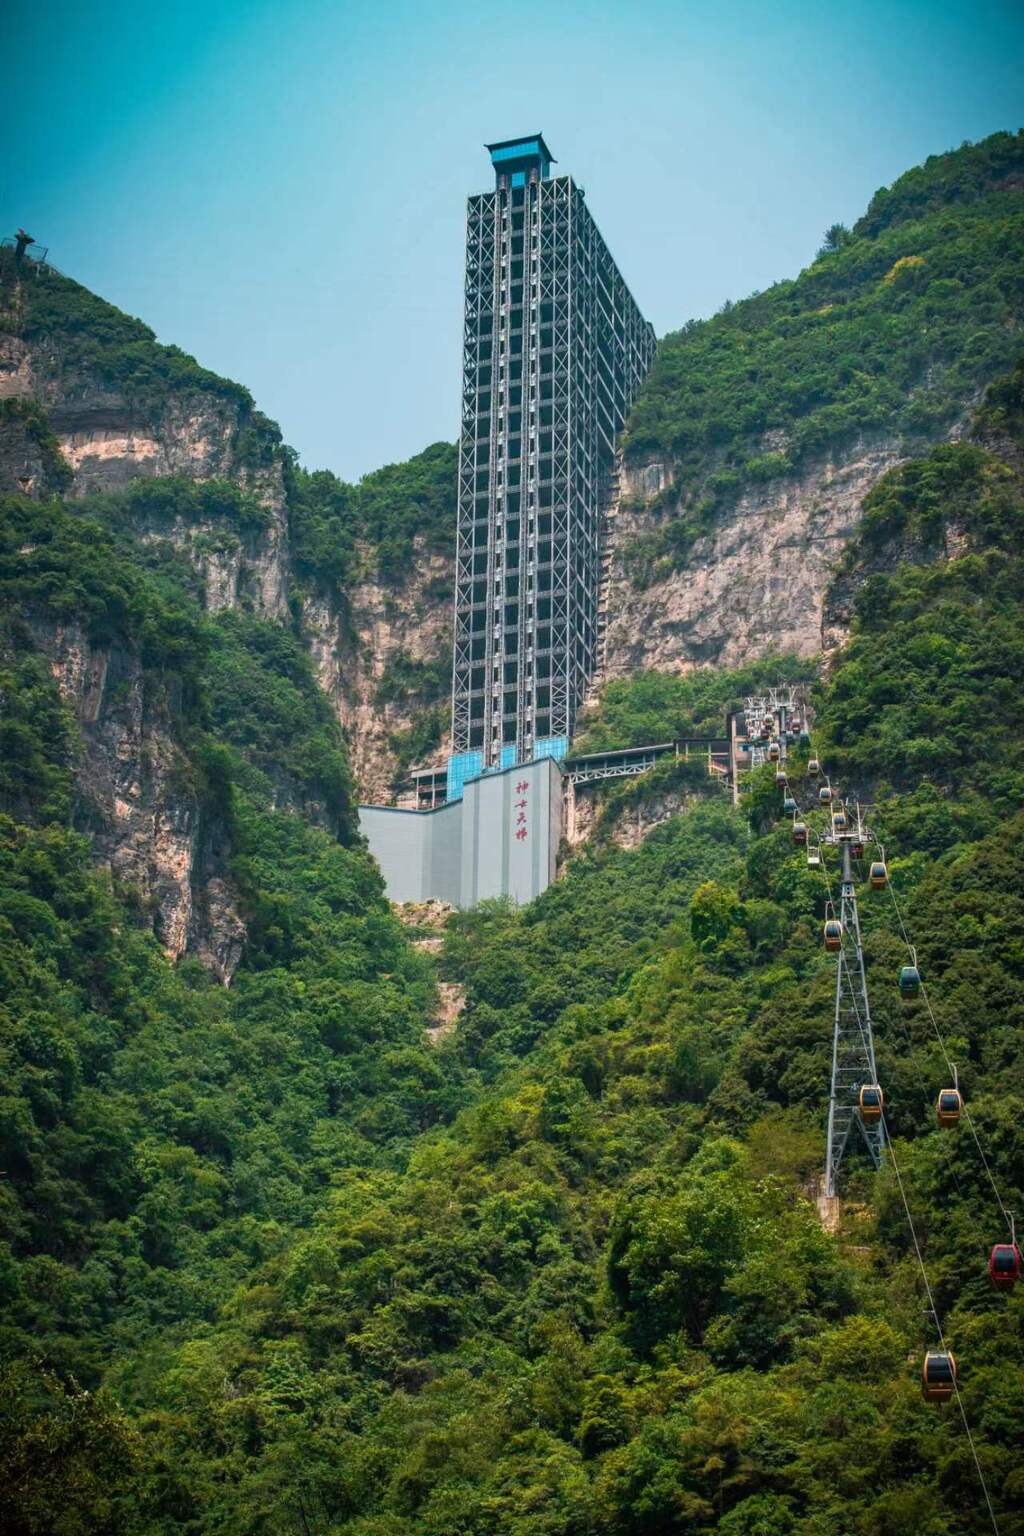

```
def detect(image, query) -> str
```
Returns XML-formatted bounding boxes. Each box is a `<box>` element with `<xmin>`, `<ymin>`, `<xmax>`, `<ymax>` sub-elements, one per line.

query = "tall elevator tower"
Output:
<box><xmin>448</xmin><ymin>136</ymin><xmax>656</xmax><ymax>797</ymax></box>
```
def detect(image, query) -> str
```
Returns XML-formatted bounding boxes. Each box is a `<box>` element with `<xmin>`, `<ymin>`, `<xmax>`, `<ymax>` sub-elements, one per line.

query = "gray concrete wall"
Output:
<box><xmin>359</xmin><ymin>757</ymin><xmax>562</xmax><ymax>908</ymax></box>
<box><xmin>358</xmin><ymin>800</ymin><xmax>462</xmax><ymax>905</ymax></box>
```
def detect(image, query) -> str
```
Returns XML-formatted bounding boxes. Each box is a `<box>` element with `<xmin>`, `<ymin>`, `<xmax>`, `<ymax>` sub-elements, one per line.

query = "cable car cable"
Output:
<box><xmin>880</xmin><ymin>1117</ymin><xmax>1001</xmax><ymax>1535</ymax></box>
<box><xmin>885</xmin><ymin>878</ymin><xmax>1015</xmax><ymax>1239</ymax></box>
<box><xmin>811</xmin><ymin>816</ymin><xmax>1002</xmax><ymax>1525</ymax></box>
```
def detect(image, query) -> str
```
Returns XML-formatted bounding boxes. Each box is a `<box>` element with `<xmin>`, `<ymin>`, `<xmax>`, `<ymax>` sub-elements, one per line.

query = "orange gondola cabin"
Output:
<box><xmin>935</xmin><ymin>1088</ymin><xmax>963</xmax><ymax>1128</ymax></box>
<box><xmin>824</xmin><ymin>918</ymin><xmax>843</xmax><ymax>952</ymax></box>
<box><xmin>859</xmin><ymin>1084</ymin><xmax>884</xmax><ymax>1123</ymax></box>
<box><xmin>922</xmin><ymin>1350</ymin><xmax>957</xmax><ymax>1402</ymax></box>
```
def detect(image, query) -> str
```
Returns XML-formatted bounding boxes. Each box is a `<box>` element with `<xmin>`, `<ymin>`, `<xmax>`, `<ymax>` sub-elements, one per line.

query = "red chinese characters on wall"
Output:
<box><xmin>514</xmin><ymin>780</ymin><xmax>529</xmax><ymax>841</ymax></box>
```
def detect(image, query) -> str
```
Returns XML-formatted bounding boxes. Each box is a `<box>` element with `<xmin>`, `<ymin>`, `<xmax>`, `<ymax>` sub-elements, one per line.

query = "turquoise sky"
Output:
<box><xmin>4</xmin><ymin>0</ymin><xmax>1023</xmax><ymax>479</ymax></box>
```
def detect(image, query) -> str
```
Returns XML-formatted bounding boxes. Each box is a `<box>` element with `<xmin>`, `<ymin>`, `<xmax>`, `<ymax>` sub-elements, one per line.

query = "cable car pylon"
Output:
<box><xmin>825</xmin><ymin>817</ymin><xmax>884</xmax><ymax>1196</ymax></box>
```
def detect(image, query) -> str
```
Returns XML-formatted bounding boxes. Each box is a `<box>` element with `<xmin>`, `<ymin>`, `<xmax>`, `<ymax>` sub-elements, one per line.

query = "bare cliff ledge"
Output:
<box><xmin>598</xmin><ymin>417</ymin><xmax>974</xmax><ymax>686</ymax></box>
<box><xmin>0</xmin><ymin>252</ymin><xmax>452</xmax><ymax>967</ymax></box>
<box><xmin>302</xmin><ymin>545</ymin><xmax>452</xmax><ymax>804</ymax></box>
<box><xmin>27</xmin><ymin>614</ymin><xmax>245</xmax><ymax>981</ymax></box>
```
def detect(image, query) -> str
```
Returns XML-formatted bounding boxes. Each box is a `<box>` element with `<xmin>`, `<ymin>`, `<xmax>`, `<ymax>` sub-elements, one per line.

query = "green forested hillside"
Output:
<box><xmin>4</xmin><ymin>366</ymin><xmax>1022</xmax><ymax>1534</ymax></box>
<box><xmin>622</xmin><ymin>130</ymin><xmax>1024</xmax><ymax>579</ymax></box>
<box><xmin>0</xmin><ymin>478</ymin><xmax>470</xmax><ymax>1535</ymax></box>
<box><xmin>2</xmin><ymin>142</ymin><xmax>1024</xmax><ymax>1536</ymax></box>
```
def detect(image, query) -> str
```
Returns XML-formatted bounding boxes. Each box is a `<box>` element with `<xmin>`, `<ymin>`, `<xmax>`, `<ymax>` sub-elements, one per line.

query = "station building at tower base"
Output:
<box><xmin>358</xmin><ymin>755</ymin><xmax>561</xmax><ymax>908</ymax></box>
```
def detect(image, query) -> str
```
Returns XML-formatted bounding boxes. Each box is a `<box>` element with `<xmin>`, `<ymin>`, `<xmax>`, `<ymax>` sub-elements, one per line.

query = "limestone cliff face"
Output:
<box><xmin>0</xmin><ymin>266</ymin><xmax>289</xmax><ymax>970</ymax></box>
<box><xmin>599</xmin><ymin>410</ymin><xmax>979</xmax><ymax>686</ymax></box>
<box><xmin>564</xmin><ymin>781</ymin><xmax>707</xmax><ymax>854</ymax></box>
<box><xmin>302</xmin><ymin>540</ymin><xmax>452</xmax><ymax>802</ymax></box>
<box><xmin>601</xmin><ymin>439</ymin><xmax>906</xmax><ymax>679</ymax></box>
<box><xmin>1</xmin><ymin>316</ymin><xmax>292</xmax><ymax>620</ymax></box>
<box><xmin>29</xmin><ymin>616</ymin><xmax>244</xmax><ymax>982</ymax></box>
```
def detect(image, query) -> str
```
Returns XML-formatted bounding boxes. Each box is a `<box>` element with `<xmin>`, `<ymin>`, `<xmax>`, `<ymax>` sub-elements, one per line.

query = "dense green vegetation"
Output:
<box><xmin>0</xmin><ymin>247</ymin><xmax>264</xmax><ymax>423</ymax></box>
<box><xmin>1</xmin><ymin>247</ymin><xmax>458</xmax><ymax>591</ymax></box>
<box><xmin>573</xmin><ymin>656</ymin><xmax>811</xmax><ymax>754</ymax></box>
<box><xmin>622</xmin><ymin>131</ymin><xmax>1024</xmax><ymax>582</ymax></box>
<box><xmin>287</xmin><ymin>441</ymin><xmax>458</xmax><ymax>589</ymax></box>
<box><xmin>0</xmin><ymin>397</ymin><xmax>74</xmax><ymax>493</ymax></box>
<box><xmin>6</xmin><ymin>376</ymin><xmax>1023</xmax><ymax>1533</ymax></box>
<box><xmin>0</xmin><ymin>479</ymin><xmax>469</xmax><ymax>1524</ymax></box>
<box><xmin>3</xmin><ymin>141</ymin><xmax>1024</xmax><ymax>1535</ymax></box>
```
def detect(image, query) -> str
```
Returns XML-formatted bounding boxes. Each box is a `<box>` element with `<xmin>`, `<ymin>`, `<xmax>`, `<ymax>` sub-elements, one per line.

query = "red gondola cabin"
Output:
<box><xmin>989</xmin><ymin>1244</ymin><xmax>1021</xmax><ymax>1291</ymax></box>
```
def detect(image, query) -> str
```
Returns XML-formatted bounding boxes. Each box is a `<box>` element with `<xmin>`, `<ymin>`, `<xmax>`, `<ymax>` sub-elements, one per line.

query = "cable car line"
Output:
<box><xmin>768</xmin><ymin>741</ymin><xmax>1011</xmax><ymax>1518</ymax></box>
<box><xmin>880</xmin><ymin>1118</ymin><xmax>1001</xmax><ymax>1536</ymax></box>
<box><xmin>885</xmin><ymin>877</ymin><xmax>1016</xmax><ymax>1240</ymax></box>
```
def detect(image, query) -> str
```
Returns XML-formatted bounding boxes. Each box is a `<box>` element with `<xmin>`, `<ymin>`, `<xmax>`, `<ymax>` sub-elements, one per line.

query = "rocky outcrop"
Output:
<box><xmin>564</xmin><ymin>778</ymin><xmax>714</xmax><ymax>857</ymax></box>
<box><xmin>33</xmin><ymin>617</ymin><xmax>244</xmax><ymax>982</ymax></box>
<box><xmin>302</xmin><ymin>541</ymin><xmax>452</xmax><ymax>802</ymax></box>
<box><xmin>602</xmin><ymin>439</ymin><xmax>908</xmax><ymax>678</ymax></box>
<box><xmin>0</xmin><ymin>268</ymin><xmax>295</xmax><ymax>971</ymax></box>
<box><xmin>601</xmin><ymin>409</ymin><xmax>979</xmax><ymax>683</ymax></box>
<box><xmin>2</xmin><ymin>325</ymin><xmax>292</xmax><ymax>620</ymax></box>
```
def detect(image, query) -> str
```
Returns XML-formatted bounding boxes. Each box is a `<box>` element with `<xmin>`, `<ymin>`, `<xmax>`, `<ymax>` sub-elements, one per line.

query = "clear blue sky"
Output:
<box><xmin>4</xmin><ymin>0</ymin><xmax>1023</xmax><ymax>480</ymax></box>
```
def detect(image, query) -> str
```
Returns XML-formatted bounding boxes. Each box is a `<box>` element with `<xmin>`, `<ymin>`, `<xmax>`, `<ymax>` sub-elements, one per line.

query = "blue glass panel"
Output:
<box><xmin>446</xmin><ymin>751</ymin><xmax>484</xmax><ymax>802</ymax></box>
<box><xmin>490</xmin><ymin>140</ymin><xmax>542</xmax><ymax>165</ymax></box>
<box><xmin>533</xmin><ymin>735</ymin><xmax>569</xmax><ymax>763</ymax></box>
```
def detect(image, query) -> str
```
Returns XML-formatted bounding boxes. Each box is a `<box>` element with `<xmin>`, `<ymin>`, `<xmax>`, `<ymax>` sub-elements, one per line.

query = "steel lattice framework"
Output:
<box><xmin>451</xmin><ymin>143</ymin><xmax>656</xmax><ymax>766</ymax></box>
<box><xmin>825</xmin><ymin>826</ymin><xmax>885</xmax><ymax>1196</ymax></box>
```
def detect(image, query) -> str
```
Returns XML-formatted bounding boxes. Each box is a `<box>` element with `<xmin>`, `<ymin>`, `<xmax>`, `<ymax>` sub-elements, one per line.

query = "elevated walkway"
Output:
<box><xmin>565</xmin><ymin>738</ymin><xmax>730</xmax><ymax>788</ymax></box>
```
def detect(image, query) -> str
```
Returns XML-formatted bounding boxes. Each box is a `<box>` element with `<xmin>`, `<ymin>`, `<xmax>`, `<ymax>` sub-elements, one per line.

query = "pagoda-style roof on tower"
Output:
<box><xmin>485</xmin><ymin>134</ymin><xmax>555</xmax><ymax>182</ymax></box>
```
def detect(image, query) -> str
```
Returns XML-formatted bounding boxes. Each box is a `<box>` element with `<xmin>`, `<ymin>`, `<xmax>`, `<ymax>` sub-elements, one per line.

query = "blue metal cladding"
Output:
<box><xmin>533</xmin><ymin>735</ymin><xmax>569</xmax><ymax>763</ymax></box>
<box><xmin>446</xmin><ymin>750</ymin><xmax>484</xmax><ymax>802</ymax></box>
<box><xmin>490</xmin><ymin>140</ymin><xmax>544</xmax><ymax>165</ymax></box>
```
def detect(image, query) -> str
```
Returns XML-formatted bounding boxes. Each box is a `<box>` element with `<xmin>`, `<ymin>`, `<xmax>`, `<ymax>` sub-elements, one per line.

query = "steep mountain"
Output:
<box><xmin>3</xmin><ymin>133</ymin><xmax>1022</xmax><ymax>833</ymax></box>
<box><xmin>4</xmin><ymin>365</ymin><xmax>1021</xmax><ymax>1534</ymax></box>
<box><xmin>0</xmin><ymin>247</ymin><xmax>455</xmax><ymax>820</ymax></box>
<box><xmin>602</xmin><ymin>129</ymin><xmax>1024</xmax><ymax>676</ymax></box>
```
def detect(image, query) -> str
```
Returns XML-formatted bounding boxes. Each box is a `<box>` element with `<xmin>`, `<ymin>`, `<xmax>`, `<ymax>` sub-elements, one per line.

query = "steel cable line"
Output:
<box><xmin>804</xmin><ymin>785</ymin><xmax>1000</xmax><ymax>1529</ymax></box>
<box><xmin>881</xmin><ymin>1117</ymin><xmax>1001</xmax><ymax>1536</ymax></box>
<box><xmin>886</xmin><ymin>877</ymin><xmax>1015</xmax><ymax>1239</ymax></box>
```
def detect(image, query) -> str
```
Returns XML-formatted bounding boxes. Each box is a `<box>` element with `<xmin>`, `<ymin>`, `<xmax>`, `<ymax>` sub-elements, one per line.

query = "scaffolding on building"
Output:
<box><xmin>450</xmin><ymin>137</ymin><xmax>655</xmax><ymax>783</ymax></box>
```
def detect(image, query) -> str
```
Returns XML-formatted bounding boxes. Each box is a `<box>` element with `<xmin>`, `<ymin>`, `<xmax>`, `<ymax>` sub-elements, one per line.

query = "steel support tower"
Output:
<box><xmin>825</xmin><ymin>832</ymin><xmax>884</xmax><ymax>1196</ymax></box>
<box><xmin>449</xmin><ymin>136</ymin><xmax>655</xmax><ymax>793</ymax></box>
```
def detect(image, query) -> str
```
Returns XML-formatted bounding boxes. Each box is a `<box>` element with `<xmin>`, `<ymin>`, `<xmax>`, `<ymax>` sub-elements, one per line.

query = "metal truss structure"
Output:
<box><xmin>740</xmin><ymin>685</ymin><xmax>884</xmax><ymax>1196</ymax></box>
<box><xmin>824</xmin><ymin>808</ymin><xmax>885</xmax><ymax>1196</ymax></box>
<box><xmin>742</xmin><ymin>686</ymin><xmax>808</xmax><ymax>769</ymax></box>
<box><xmin>451</xmin><ymin>139</ymin><xmax>656</xmax><ymax>768</ymax></box>
<box><xmin>565</xmin><ymin>738</ymin><xmax>730</xmax><ymax>788</ymax></box>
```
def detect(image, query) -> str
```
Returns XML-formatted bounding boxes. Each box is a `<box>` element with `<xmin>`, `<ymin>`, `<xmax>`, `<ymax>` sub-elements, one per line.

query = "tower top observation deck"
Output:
<box><xmin>485</xmin><ymin>134</ymin><xmax>555</xmax><ymax>187</ymax></box>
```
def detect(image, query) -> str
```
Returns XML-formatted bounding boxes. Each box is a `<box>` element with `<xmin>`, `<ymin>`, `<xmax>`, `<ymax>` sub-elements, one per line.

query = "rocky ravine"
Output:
<box><xmin>0</xmin><ymin>267</ymin><xmax>446</xmax><ymax>970</ymax></box>
<box><xmin>302</xmin><ymin>544</ymin><xmax>452</xmax><ymax>804</ymax></box>
<box><xmin>27</xmin><ymin>614</ymin><xmax>245</xmax><ymax>981</ymax></box>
